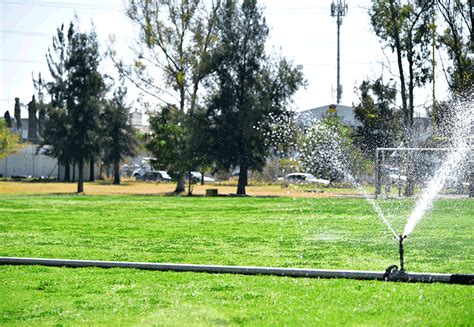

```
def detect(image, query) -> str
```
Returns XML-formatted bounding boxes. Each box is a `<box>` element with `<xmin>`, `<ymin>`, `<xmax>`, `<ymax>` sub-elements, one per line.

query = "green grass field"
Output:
<box><xmin>1</xmin><ymin>194</ymin><xmax>473</xmax><ymax>325</ymax></box>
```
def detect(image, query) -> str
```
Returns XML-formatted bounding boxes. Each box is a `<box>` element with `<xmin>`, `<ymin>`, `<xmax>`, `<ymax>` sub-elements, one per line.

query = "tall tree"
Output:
<box><xmin>206</xmin><ymin>0</ymin><xmax>304</xmax><ymax>195</ymax></box>
<box><xmin>32</xmin><ymin>73</ymin><xmax>48</xmax><ymax>138</ymax></box>
<box><xmin>370</xmin><ymin>0</ymin><xmax>434</xmax><ymax>134</ymax></box>
<box><xmin>46</xmin><ymin>24</ymin><xmax>69</xmax><ymax>109</ymax></box>
<box><xmin>41</xmin><ymin>23</ymin><xmax>74</xmax><ymax>181</ymax></box>
<box><xmin>435</xmin><ymin>0</ymin><xmax>473</xmax><ymax>94</ymax></box>
<box><xmin>101</xmin><ymin>83</ymin><xmax>138</xmax><ymax>185</ymax></box>
<box><xmin>354</xmin><ymin>78</ymin><xmax>400</xmax><ymax>159</ymax></box>
<box><xmin>144</xmin><ymin>105</ymin><xmax>189</xmax><ymax>184</ymax></box>
<box><xmin>41</xmin><ymin>107</ymin><xmax>71</xmax><ymax>180</ymax></box>
<box><xmin>434</xmin><ymin>1</ymin><xmax>473</xmax><ymax>198</ymax></box>
<box><xmin>66</xmin><ymin>26</ymin><xmax>106</xmax><ymax>193</ymax></box>
<box><xmin>41</xmin><ymin>22</ymin><xmax>107</xmax><ymax>188</ymax></box>
<box><xmin>116</xmin><ymin>0</ymin><xmax>221</xmax><ymax>193</ymax></box>
<box><xmin>370</xmin><ymin>0</ymin><xmax>434</xmax><ymax>196</ymax></box>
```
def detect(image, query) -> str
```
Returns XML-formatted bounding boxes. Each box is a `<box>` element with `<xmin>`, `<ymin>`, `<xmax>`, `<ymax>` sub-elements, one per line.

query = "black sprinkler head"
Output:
<box><xmin>384</xmin><ymin>235</ymin><xmax>408</xmax><ymax>282</ymax></box>
<box><xmin>399</xmin><ymin>234</ymin><xmax>406</xmax><ymax>272</ymax></box>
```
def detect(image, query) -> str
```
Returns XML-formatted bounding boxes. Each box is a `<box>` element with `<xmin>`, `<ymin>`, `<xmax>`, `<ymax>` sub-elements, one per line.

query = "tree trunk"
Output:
<box><xmin>190</xmin><ymin>81</ymin><xmax>199</xmax><ymax>117</ymax></box>
<box><xmin>237</xmin><ymin>165</ymin><xmax>247</xmax><ymax>195</ymax></box>
<box><xmin>389</xmin><ymin>0</ymin><xmax>408</xmax><ymax>124</ymax></box>
<box><xmin>201</xmin><ymin>170</ymin><xmax>205</xmax><ymax>185</ymax></box>
<box><xmin>404</xmin><ymin>124</ymin><xmax>415</xmax><ymax>197</ymax></box>
<box><xmin>113</xmin><ymin>160</ymin><xmax>120</xmax><ymax>185</ymax></box>
<box><xmin>187</xmin><ymin>171</ymin><xmax>193</xmax><ymax>196</ymax></box>
<box><xmin>470</xmin><ymin>0</ymin><xmax>473</xmax><ymax>48</ymax></box>
<box><xmin>64</xmin><ymin>161</ymin><xmax>70</xmax><ymax>182</ymax></box>
<box><xmin>375</xmin><ymin>150</ymin><xmax>382</xmax><ymax>197</ymax></box>
<box><xmin>407</xmin><ymin>43</ymin><xmax>415</xmax><ymax>127</ymax></box>
<box><xmin>404</xmin><ymin>155</ymin><xmax>416</xmax><ymax>197</ymax></box>
<box><xmin>72</xmin><ymin>163</ymin><xmax>76</xmax><ymax>182</ymax></box>
<box><xmin>99</xmin><ymin>162</ymin><xmax>104</xmax><ymax>180</ymax></box>
<box><xmin>89</xmin><ymin>159</ymin><xmax>95</xmax><ymax>182</ymax></box>
<box><xmin>179</xmin><ymin>87</ymin><xmax>185</xmax><ymax>112</ymax></box>
<box><xmin>470</xmin><ymin>158</ymin><xmax>474</xmax><ymax>197</ymax></box>
<box><xmin>77</xmin><ymin>160</ymin><xmax>84</xmax><ymax>193</ymax></box>
<box><xmin>175</xmin><ymin>175</ymin><xmax>185</xmax><ymax>193</ymax></box>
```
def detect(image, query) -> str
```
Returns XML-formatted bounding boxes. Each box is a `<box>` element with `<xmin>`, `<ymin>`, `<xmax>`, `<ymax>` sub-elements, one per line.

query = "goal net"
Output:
<box><xmin>375</xmin><ymin>147</ymin><xmax>473</xmax><ymax>197</ymax></box>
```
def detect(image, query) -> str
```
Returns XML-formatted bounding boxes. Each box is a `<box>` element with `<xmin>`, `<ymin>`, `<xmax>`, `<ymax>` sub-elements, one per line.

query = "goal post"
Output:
<box><xmin>375</xmin><ymin>147</ymin><xmax>472</xmax><ymax>198</ymax></box>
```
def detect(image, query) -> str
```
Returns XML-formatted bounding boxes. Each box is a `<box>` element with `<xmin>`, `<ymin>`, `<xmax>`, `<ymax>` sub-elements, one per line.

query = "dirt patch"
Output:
<box><xmin>0</xmin><ymin>181</ymin><xmax>346</xmax><ymax>198</ymax></box>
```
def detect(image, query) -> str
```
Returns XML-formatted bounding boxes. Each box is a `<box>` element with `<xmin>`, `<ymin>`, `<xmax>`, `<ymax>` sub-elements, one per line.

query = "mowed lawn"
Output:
<box><xmin>0</xmin><ymin>194</ymin><xmax>473</xmax><ymax>325</ymax></box>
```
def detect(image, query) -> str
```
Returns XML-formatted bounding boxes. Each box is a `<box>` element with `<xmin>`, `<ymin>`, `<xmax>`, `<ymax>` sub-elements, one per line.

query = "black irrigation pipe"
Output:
<box><xmin>1</xmin><ymin>257</ymin><xmax>473</xmax><ymax>285</ymax></box>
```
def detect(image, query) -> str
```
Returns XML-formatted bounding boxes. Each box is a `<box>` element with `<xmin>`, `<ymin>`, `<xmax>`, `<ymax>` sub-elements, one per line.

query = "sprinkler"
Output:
<box><xmin>399</xmin><ymin>234</ymin><xmax>406</xmax><ymax>272</ymax></box>
<box><xmin>384</xmin><ymin>235</ymin><xmax>408</xmax><ymax>282</ymax></box>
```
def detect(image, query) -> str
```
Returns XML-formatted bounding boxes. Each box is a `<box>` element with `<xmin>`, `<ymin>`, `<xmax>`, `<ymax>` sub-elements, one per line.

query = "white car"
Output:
<box><xmin>388</xmin><ymin>173</ymin><xmax>407</xmax><ymax>182</ymax></box>
<box><xmin>187</xmin><ymin>172</ymin><xmax>216</xmax><ymax>183</ymax></box>
<box><xmin>387</xmin><ymin>168</ymin><xmax>407</xmax><ymax>183</ymax></box>
<box><xmin>285</xmin><ymin>173</ymin><xmax>330</xmax><ymax>185</ymax></box>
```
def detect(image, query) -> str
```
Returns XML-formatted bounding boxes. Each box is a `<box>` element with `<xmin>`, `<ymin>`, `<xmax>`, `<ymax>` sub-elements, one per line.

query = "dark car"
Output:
<box><xmin>140</xmin><ymin>171</ymin><xmax>172</xmax><ymax>182</ymax></box>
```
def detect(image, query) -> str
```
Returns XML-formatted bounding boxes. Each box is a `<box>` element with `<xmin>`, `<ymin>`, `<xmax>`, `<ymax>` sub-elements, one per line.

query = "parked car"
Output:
<box><xmin>132</xmin><ymin>157</ymin><xmax>156</xmax><ymax>179</ymax></box>
<box><xmin>137</xmin><ymin>170</ymin><xmax>172</xmax><ymax>182</ymax></box>
<box><xmin>284</xmin><ymin>173</ymin><xmax>330</xmax><ymax>185</ymax></box>
<box><xmin>387</xmin><ymin>167</ymin><xmax>407</xmax><ymax>183</ymax></box>
<box><xmin>186</xmin><ymin>171</ymin><xmax>216</xmax><ymax>183</ymax></box>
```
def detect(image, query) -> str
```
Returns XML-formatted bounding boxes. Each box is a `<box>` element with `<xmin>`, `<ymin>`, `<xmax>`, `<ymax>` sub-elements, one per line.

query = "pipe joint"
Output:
<box><xmin>384</xmin><ymin>264</ymin><xmax>408</xmax><ymax>282</ymax></box>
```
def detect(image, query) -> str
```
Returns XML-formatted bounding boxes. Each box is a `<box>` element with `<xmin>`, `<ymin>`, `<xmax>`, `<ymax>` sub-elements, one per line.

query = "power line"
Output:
<box><xmin>0</xmin><ymin>0</ymin><xmax>124</xmax><ymax>11</ymax></box>
<box><xmin>266</xmin><ymin>6</ymin><xmax>366</xmax><ymax>15</ymax></box>
<box><xmin>0</xmin><ymin>58</ymin><xmax>388</xmax><ymax>66</ymax></box>
<box><xmin>0</xmin><ymin>29</ymin><xmax>52</xmax><ymax>37</ymax></box>
<box><xmin>266</xmin><ymin>6</ymin><xmax>366</xmax><ymax>12</ymax></box>
<box><xmin>0</xmin><ymin>58</ymin><xmax>44</xmax><ymax>64</ymax></box>
<box><xmin>302</xmin><ymin>61</ymin><xmax>394</xmax><ymax>66</ymax></box>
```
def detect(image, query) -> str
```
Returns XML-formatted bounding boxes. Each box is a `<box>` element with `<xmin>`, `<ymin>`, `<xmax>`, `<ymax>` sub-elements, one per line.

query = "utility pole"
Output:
<box><xmin>468</xmin><ymin>0</ymin><xmax>473</xmax><ymax>197</ymax></box>
<box><xmin>331</xmin><ymin>0</ymin><xmax>348</xmax><ymax>104</ymax></box>
<box><xmin>470</xmin><ymin>0</ymin><xmax>473</xmax><ymax>50</ymax></box>
<box><xmin>431</xmin><ymin>13</ymin><xmax>436</xmax><ymax>112</ymax></box>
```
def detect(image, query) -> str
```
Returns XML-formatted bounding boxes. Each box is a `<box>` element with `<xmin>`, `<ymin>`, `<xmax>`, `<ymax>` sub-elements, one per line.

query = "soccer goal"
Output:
<box><xmin>374</xmin><ymin>147</ymin><xmax>473</xmax><ymax>197</ymax></box>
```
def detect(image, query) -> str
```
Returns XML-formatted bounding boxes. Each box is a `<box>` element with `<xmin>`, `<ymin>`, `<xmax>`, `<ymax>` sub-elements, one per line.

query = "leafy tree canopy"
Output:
<box><xmin>101</xmin><ymin>83</ymin><xmax>138</xmax><ymax>185</ymax></box>
<box><xmin>206</xmin><ymin>0</ymin><xmax>305</xmax><ymax>195</ymax></box>
<box><xmin>120</xmin><ymin>0</ymin><xmax>222</xmax><ymax>193</ymax></box>
<box><xmin>0</xmin><ymin>120</ymin><xmax>20</xmax><ymax>159</ymax></box>
<box><xmin>41</xmin><ymin>21</ymin><xmax>106</xmax><ymax>192</ymax></box>
<box><xmin>354</xmin><ymin>77</ymin><xmax>400</xmax><ymax>159</ymax></box>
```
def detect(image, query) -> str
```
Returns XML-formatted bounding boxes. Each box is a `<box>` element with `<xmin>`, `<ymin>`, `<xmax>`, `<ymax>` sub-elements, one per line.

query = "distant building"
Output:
<box><xmin>0</xmin><ymin>145</ymin><xmax>100</xmax><ymax>180</ymax></box>
<box><xmin>297</xmin><ymin>104</ymin><xmax>362</xmax><ymax>127</ymax></box>
<box><xmin>130</xmin><ymin>110</ymin><xmax>142</xmax><ymax>128</ymax></box>
<box><xmin>1</xmin><ymin>98</ymin><xmax>150</xmax><ymax>179</ymax></box>
<box><xmin>130</xmin><ymin>110</ymin><xmax>149</xmax><ymax>134</ymax></box>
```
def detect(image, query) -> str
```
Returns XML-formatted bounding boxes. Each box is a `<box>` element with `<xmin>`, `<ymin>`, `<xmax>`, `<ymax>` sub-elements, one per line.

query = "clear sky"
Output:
<box><xmin>1</xmin><ymin>0</ymin><xmax>447</xmax><ymax>119</ymax></box>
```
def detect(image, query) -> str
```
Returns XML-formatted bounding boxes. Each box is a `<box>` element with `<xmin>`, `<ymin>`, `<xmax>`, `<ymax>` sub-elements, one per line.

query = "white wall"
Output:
<box><xmin>0</xmin><ymin>145</ymin><xmax>58</xmax><ymax>178</ymax></box>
